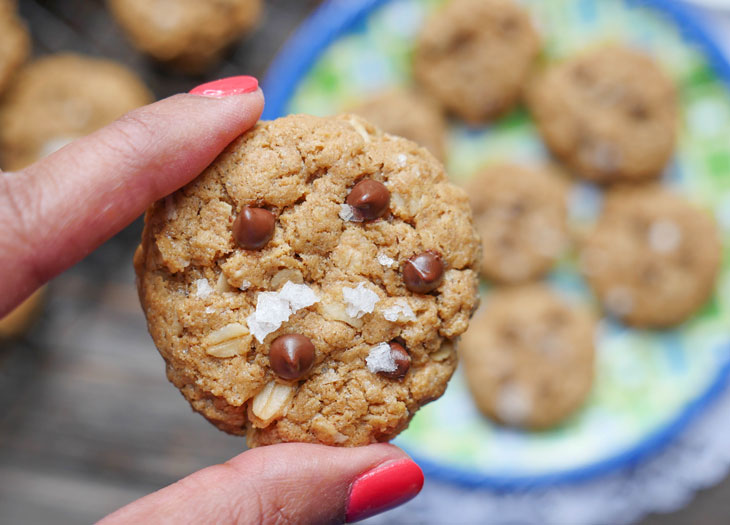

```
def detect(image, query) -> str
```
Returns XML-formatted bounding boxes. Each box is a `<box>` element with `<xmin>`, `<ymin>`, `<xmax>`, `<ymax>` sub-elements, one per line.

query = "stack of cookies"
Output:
<box><xmin>353</xmin><ymin>0</ymin><xmax>722</xmax><ymax>430</ymax></box>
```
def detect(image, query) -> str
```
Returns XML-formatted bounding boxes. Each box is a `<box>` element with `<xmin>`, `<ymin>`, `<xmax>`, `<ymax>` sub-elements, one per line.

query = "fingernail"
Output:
<box><xmin>346</xmin><ymin>459</ymin><xmax>424</xmax><ymax>523</ymax></box>
<box><xmin>189</xmin><ymin>75</ymin><xmax>259</xmax><ymax>97</ymax></box>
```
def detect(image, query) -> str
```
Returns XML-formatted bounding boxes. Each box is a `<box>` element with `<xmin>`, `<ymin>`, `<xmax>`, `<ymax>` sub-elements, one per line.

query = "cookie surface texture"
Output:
<box><xmin>0</xmin><ymin>53</ymin><xmax>152</xmax><ymax>170</ymax></box>
<box><xmin>414</xmin><ymin>0</ymin><xmax>539</xmax><ymax>124</ymax></box>
<box><xmin>581</xmin><ymin>185</ymin><xmax>721</xmax><ymax>328</ymax></box>
<box><xmin>108</xmin><ymin>0</ymin><xmax>262</xmax><ymax>72</ymax></box>
<box><xmin>352</xmin><ymin>88</ymin><xmax>447</xmax><ymax>161</ymax></box>
<box><xmin>467</xmin><ymin>163</ymin><xmax>569</xmax><ymax>283</ymax></box>
<box><xmin>460</xmin><ymin>284</ymin><xmax>596</xmax><ymax>430</ymax></box>
<box><xmin>0</xmin><ymin>0</ymin><xmax>29</xmax><ymax>96</ymax></box>
<box><xmin>528</xmin><ymin>45</ymin><xmax>677</xmax><ymax>183</ymax></box>
<box><xmin>134</xmin><ymin>114</ymin><xmax>482</xmax><ymax>447</ymax></box>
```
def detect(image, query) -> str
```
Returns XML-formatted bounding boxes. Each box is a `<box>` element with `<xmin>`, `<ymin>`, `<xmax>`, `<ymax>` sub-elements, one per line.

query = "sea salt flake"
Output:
<box><xmin>278</xmin><ymin>281</ymin><xmax>319</xmax><ymax>312</ymax></box>
<box><xmin>496</xmin><ymin>382</ymin><xmax>532</xmax><ymax>425</ymax></box>
<box><xmin>239</xmin><ymin>280</ymin><xmax>251</xmax><ymax>291</ymax></box>
<box><xmin>383</xmin><ymin>299</ymin><xmax>416</xmax><ymax>322</ymax></box>
<box><xmin>194</xmin><ymin>278</ymin><xmax>213</xmax><ymax>299</ymax></box>
<box><xmin>246</xmin><ymin>283</ymin><xmax>320</xmax><ymax>343</ymax></box>
<box><xmin>377</xmin><ymin>253</ymin><xmax>395</xmax><ymax>268</ymax></box>
<box><xmin>648</xmin><ymin>219</ymin><xmax>682</xmax><ymax>254</ymax></box>
<box><xmin>342</xmin><ymin>282</ymin><xmax>380</xmax><ymax>319</ymax></box>
<box><xmin>366</xmin><ymin>342</ymin><xmax>397</xmax><ymax>374</ymax></box>
<box><xmin>205</xmin><ymin>306</ymin><xmax>216</xmax><ymax>314</ymax></box>
<box><xmin>339</xmin><ymin>203</ymin><xmax>356</xmax><ymax>222</ymax></box>
<box><xmin>396</xmin><ymin>153</ymin><xmax>408</xmax><ymax>167</ymax></box>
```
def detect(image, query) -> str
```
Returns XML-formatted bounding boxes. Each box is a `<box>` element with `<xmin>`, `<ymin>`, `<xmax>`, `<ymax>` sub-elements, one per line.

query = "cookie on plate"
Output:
<box><xmin>527</xmin><ymin>45</ymin><xmax>677</xmax><ymax>183</ymax></box>
<box><xmin>461</xmin><ymin>284</ymin><xmax>596</xmax><ymax>430</ymax></box>
<box><xmin>413</xmin><ymin>0</ymin><xmax>539</xmax><ymax>124</ymax></box>
<box><xmin>352</xmin><ymin>88</ymin><xmax>447</xmax><ymax>161</ymax></box>
<box><xmin>134</xmin><ymin>114</ymin><xmax>481</xmax><ymax>447</ymax></box>
<box><xmin>581</xmin><ymin>185</ymin><xmax>721</xmax><ymax>328</ymax></box>
<box><xmin>108</xmin><ymin>0</ymin><xmax>262</xmax><ymax>73</ymax></box>
<box><xmin>0</xmin><ymin>53</ymin><xmax>152</xmax><ymax>171</ymax></box>
<box><xmin>0</xmin><ymin>0</ymin><xmax>30</xmax><ymax>95</ymax></box>
<box><xmin>467</xmin><ymin>163</ymin><xmax>570</xmax><ymax>283</ymax></box>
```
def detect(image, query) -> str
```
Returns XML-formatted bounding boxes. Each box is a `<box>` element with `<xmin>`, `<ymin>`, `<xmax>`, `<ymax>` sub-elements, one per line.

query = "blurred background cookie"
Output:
<box><xmin>527</xmin><ymin>45</ymin><xmax>678</xmax><ymax>183</ymax></box>
<box><xmin>460</xmin><ymin>284</ymin><xmax>596</xmax><ymax>430</ymax></box>
<box><xmin>581</xmin><ymin>185</ymin><xmax>721</xmax><ymax>328</ymax></box>
<box><xmin>467</xmin><ymin>163</ymin><xmax>570</xmax><ymax>284</ymax></box>
<box><xmin>0</xmin><ymin>53</ymin><xmax>152</xmax><ymax>171</ymax></box>
<box><xmin>0</xmin><ymin>0</ymin><xmax>30</xmax><ymax>95</ymax></box>
<box><xmin>107</xmin><ymin>0</ymin><xmax>263</xmax><ymax>73</ymax></box>
<box><xmin>413</xmin><ymin>0</ymin><xmax>539</xmax><ymax>124</ymax></box>
<box><xmin>352</xmin><ymin>88</ymin><xmax>446</xmax><ymax>161</ymax></box>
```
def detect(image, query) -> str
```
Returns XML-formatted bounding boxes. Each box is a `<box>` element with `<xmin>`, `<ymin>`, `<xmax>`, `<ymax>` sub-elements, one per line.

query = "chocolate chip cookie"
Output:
<box><xmin>581</xmin><ymin>185</ymin><xmax>721</xmax><ymax>328</ymax></box>
<box><xmin>108</xmin><ymin>0</ymin><xmax>262</xmax><ymax>73</ymax></box>
<box><xmin>413</xmin><ymin>0</ymin><xmax>539</xmax><ymax>124</ymax></box>
<box><xmin>0</xmin><ymin>53</ymin><xmax>152</xmax><ymax>171</ymax></box>
<box><xmin>461</xmin><ymin>285</ymin><xmax>596</xmax><ymax>430</ymax></box>
<box><xmin>134</xmin><ymin>114</ymin><xmax>481</xmax><ymax>447</ymax></box>
<box><xmin>352</xmin><ymin>88</ymin><xmax>447</xmax><ymax>161</ymax></box>
<box><xmin>467</xmin><ymin>163</ymin><xmax>570</xmax><ymax>283</ymax></box>
<box><xmin>0</xmin><ymin>0</ymin><xmax>30</xmax><ymax>95</ymax></box>
<box><xmin>527</xmin><ymin>45</ymin><xmax>677</xmax><ymax>183</ymax></box>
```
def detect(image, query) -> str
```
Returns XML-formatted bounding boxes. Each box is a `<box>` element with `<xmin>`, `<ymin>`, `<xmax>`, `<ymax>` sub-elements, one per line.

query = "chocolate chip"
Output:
<box><xmin>346</xmin><ymin>179</ymin><xmax>390</xmax><ymax>221</ymax></box>
<box><xmin>233</xmin><ymin>207</ymin><xmax>276</xmax><ymax>250</ymax></box>
<box><xmin>403</xmin><ymin>251</ymin><xmax>445</xmax><ymax>293</ymax></box>
<box><xmin>380</xmin><ymin>342</ymin><xmax>411</xmax><ymax>380</ymax></box>
<box><xmin>269</xmin><ymin>334</ymin><xmax>315</xmax><ymax>380</ymax></box>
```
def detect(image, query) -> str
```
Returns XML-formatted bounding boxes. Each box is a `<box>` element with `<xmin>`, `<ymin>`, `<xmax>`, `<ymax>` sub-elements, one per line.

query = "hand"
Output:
<box><xmin>0</xmin><ymin>77</ymin><xmax>424</xmax><ymax>523</ymax></box>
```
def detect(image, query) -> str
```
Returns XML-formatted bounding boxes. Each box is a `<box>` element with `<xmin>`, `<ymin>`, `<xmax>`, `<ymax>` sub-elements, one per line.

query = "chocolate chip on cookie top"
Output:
<box><xmin>269</xmin><ymin>334</ymin><xmax>315</xmax><ymax>380</ymax></box>
<box><xmin>403</xmin><ymin>251</ymin><xmax>445</xmax><ymax>293</ymax></box>
<box><xmin>381</xmin><ymin>342</ymin><xmax>411</xmax><ymax>380</ymax></box>
<box><xmin>345</xmin><ymin>179</ymin><xmax>390</xmax><ymax>221</ymax></box>
<box><xmin>233</xmin><ymin>207</ymin><xmax>276</xmax><ymax>250</ymax></box>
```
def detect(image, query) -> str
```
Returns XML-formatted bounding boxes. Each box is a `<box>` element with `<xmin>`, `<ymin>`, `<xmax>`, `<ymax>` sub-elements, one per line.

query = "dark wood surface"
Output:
<box><xmin>0</xmin><ymin>1</ymin><xmax>728</xmax><ymax>523</ymax></box>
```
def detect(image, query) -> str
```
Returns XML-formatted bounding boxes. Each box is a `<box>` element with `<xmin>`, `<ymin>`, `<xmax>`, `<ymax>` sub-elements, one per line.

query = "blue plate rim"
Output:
<box><xmin>261</xmin><ymin>0</ymin><xmax>730</xmax><ymax>489</ymax></box>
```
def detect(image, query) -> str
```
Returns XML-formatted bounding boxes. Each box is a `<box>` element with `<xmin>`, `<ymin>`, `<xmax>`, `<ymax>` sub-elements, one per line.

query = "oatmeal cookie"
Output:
<box><xmin>581</xmin><ymin>185</ymin><xmax>721</xmax><ymax>328</ymax></box>
<box><xmin>0</xmin><ymin>53</ymin><xmax>152</xmax><ymax>171</ymax></box>
<box><xmin>413</xmin><ymin>0</ymin><xmax>539</xmax><ymax>124</ymax></box>
<box><xmin>461</xmin><ymin>284</ymin><xmax>596</xmax><ymax>430</ymax></box>
<box><xmin>467</xmin><ymin>163</ymin><xmax>569</xmax><ymax>283</ymax></box>
<box><xmin>352</xmin><ymin>88</ymin><xmax>447</xmax><ymax>161</ymax></box>
<box><xmin>0</xmin><ymin>0</ymin><xmax>30</xmax><ymax>96</ymax></box>
<box><xmin>527</xmin><ymin>45</ymin><xmax>677</xmax><ymax>183</ymax></box>
<box><xmin>134</xmin><ymin>114</ymin><xmax>481</xmax><ymax>447</ymax></box>
<box><xmin>108</xmin><ymin>0</ymin><xmax>262</xmax><ymax>73</ymax></box>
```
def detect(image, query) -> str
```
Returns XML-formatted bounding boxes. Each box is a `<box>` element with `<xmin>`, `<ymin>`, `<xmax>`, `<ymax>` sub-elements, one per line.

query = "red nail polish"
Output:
<box><xmin>346</xmin><ymin>459</ymin><xmax>424</xmax><ymax>523</ymax></box>
<box><xmin>189</xmin><ymin>76</ymin><xmax>259</xmax><ymax>97</ymax></box>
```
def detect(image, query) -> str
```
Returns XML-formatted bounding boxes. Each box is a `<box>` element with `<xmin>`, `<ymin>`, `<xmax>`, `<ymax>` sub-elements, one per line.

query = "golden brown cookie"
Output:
<box><xmin>413</xmin><ymin>0</ymin><xmax>539</xmax><ymax>124</ymax></box>
<box><xmin>467</xmin><ymin>163</ymin><xmax>570</xmax><ymax>283</ymax></box>
<box><xmin>527</xmin><ymin>45</ymin><xmax>677</xmax><ymax>183</ymax></box>
<box><xmin>134</xmin><ymin>114</ymin><xmax>481</xmax><ymax>447</ymax></box>
<box><xmin>108</xmin><ymin>0</ymin><xmax>262</xmax><ymax>73</ymax></box>
<box><xmin>581</xmin><ymin>185</ymin><xmax>721</xmax><ymax>328</ymax></box>
<box><xmin>460</xmin><ymin>285</ymin><xmax>596</xmax><ymax>430</ymax></box>
<box><xmin>352</xmin><ymin>88</ymin><xmax>447</xmax><ymax>161</ymax></box>
<box><xmin>0</xmin><ymin>0</ymin><xmax>30</xmax><ymax>95</ymax></box>
<box><xmin>0</xmin><ymin>53</ymin><xmax>152</xmax><ymax>171</ymax></box>
<box><xmin>0</xmin><ymin>289</ymin><xmax>43</xmax><ymax>339</ymax></box>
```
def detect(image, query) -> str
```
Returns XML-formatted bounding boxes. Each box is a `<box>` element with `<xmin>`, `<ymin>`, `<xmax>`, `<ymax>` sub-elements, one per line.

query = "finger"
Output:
<box><xmin>0</xmin><ymin>86</ymin><xmax>264</xmax><ymax>316</ymax></box>
<box><xmin>99</xmin><ymin>443</ymin><xmax>423</xmax><ymax>525</ymax></box>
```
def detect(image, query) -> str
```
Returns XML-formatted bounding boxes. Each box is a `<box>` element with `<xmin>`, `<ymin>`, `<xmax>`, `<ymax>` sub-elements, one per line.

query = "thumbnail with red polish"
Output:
<box><xmin>189</xmin><ymin>75</ymin><xmax>259</xmax><ymax>97</ymax></box>
<box><xmin>346</xmin><ymin>458</ymin><xmax>424</xmax><ymax>523</ymax></box>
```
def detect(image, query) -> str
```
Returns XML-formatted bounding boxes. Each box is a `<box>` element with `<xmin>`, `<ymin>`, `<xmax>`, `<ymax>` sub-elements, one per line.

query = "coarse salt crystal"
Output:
<box><xmin>339</xmin><ymin>203</ymin><xmax>356</xmax><ymax>222</ymax></box>
<box><xmin>366</xmin><ymin>342</ymin><xmax>398</xmax><ymax>374</ymax></box>
<box><xmin>194</xmin><ymin>278</ymin><xmax>213</xmax><ymax>299</ymax></box>
<box><xmin>342</xmin><ymin>282</ymin><xmax>380</xmax><ymax>319</ymax></box>
<box><xmin>383</xmin><ymin>299</ymin><xmax>416</xmax><ymax>322</ymax></box>
<box><xmin>396</xmin><ymin>153</ymin><xmax>408</xmax><ymax>167</ymax></box>
<box><xmin>377</xmin><ymin>253</ymin><xmax>395</xmax><ymax>268</ymax></box>
<box><xmin>246</xmin><ymin>283</ymin><xmax>320</xmax><ymax>343</ymax></box>
<box><xmin>205</xmin><ymin>306</ymin><xmax>216</xmax><ymax>314</ymax></box>
<box><xmin>239</xmin><ymin>280</ymin><xmax>251</xmax><ymax>291</ymax></box>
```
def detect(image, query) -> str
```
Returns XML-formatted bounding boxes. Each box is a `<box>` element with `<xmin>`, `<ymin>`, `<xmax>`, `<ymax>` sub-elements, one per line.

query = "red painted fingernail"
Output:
<box><xmin>346</xmin><ymin>459</ymin><xmax>424</xmax><ymax>523</ymax></box>
<box><xmin>189</xmin><ymin>75</ymin><xmax>259</xmax><ymax>97</ymax></box>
